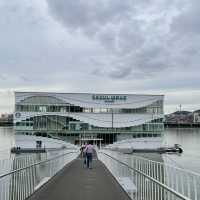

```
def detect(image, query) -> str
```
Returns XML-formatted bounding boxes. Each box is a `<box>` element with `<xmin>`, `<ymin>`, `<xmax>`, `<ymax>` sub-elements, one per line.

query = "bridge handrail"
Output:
<box><xmin>99</xmin><ymin>151</ymin><xmax>191</xmax><ymax>200</ymax></box>
<box><xmin>103</xmin><ymin>148</ymin><xmax>200</xmax><ymax>177</ymax></box>
<box><xmin>0</xmin><ymin>150</ymin><xmax>79</xmax><ymax>179</ymax></box>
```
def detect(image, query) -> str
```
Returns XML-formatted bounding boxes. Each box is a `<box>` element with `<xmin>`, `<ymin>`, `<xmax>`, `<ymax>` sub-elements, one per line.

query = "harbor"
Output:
<box><xmin>0</xmin><ymin>92</ymin><xmax>200</xmax><ymax>200</ymax></box>
<box><xmin>0</xmin><ymin>127</ymin><xmax>200</xmax><ymax>200</ymax></box>
<box><xmin>0</xmin><ymin>0</ymin><xmax>200</xmax><ymax>199</ymax></box>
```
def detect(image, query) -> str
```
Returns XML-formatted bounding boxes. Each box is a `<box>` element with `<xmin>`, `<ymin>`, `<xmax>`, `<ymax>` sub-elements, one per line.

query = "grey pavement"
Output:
<box><xmin>27</xmin><ymin>157</ymin><xmax>131</xmax><ymax>200</ymax></box>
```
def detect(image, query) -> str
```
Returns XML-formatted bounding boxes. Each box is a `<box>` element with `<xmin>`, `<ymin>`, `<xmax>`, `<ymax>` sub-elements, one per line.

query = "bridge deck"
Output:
<box><xmin>27</xmin><ymin>157</ymin><xmax>131</xmax><ymax>200</ymax></box>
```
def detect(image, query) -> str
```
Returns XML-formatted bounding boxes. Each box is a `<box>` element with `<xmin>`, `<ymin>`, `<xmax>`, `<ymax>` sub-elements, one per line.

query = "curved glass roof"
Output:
<box><xmin>19</xmin><ymin>96</ymin><xmax>67</xmax><ymax>105</ymax></box>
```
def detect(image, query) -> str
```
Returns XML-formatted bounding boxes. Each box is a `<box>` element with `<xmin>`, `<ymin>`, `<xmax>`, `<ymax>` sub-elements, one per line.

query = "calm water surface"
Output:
<box><xmin>0</xmin><ymin>127</ymin><xmax>15</xmax><ymax>159</ymax></box>
<box><xmin>0</xmin><ymin>127</ymin><xmax>200</xmax><ymax>173</ymax></box>
<box><xmin>163</xmin><ymin>128</ymin><xmax>200</xmax><ymax>173</ymax></box>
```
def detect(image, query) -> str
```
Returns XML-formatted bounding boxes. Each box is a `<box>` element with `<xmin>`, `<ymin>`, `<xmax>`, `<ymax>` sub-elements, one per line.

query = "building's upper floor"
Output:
<box><xmin>15</xmin><ymin>92</ymin><xmax>164</xmax><ymax>115</ymax></box>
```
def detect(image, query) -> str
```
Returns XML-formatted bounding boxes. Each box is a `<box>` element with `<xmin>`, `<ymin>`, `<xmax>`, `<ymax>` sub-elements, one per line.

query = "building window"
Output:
<box><xmin>60</xmin><ymin>107</ymin><xmax>66</xmax><ymax>113</ymax></box>
<box><xmin>39</xmin><ymin>106</ymin><xmax>47</xmax><ymax>112</ymax></box>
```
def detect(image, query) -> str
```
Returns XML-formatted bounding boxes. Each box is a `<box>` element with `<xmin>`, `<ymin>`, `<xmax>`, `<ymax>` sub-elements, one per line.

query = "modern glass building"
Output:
<box><xmin>14</xmin><ymin>92</ymin><xmax>164</xmax><ymax>144</ymax></box>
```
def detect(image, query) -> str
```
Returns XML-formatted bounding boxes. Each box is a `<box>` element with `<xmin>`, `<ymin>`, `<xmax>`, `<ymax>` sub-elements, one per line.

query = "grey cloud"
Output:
<box><xmin>136</xmin><ymin>45</ymin><xmax>171</xmax><ymax>72</ymax></box>
<box><xmin>46</xmin><ymin>0</ymin><xmax>179</xmax><ymax>80</ymax></box>
<box><xmin>108</xmin><ymin>66</ymin><xmax>132</xmax><ymax>79</ymax></box>
<box><xmin>46</xmin><ymin>0</ymin><xmax>132</xmax><ymax>34</ymax></box>
<box><xmin>116</xmin><ymin>19</ymin><xmax>145</xmax><ymax>55</ymax></box>
<box><xmin>169</xmin><ymin>0</ymin><xmax>200</xmax><ymax>69</ymax></box>
<box><xmin>171</xmin><ymin>0</ymin><xmax>200</xmax><ymax>35</ymax></box>
<box><xmin>145</xmin><ymin>77</ymin><xmax>200</xmax><ymax>91</ymax></box>
<box><xmin>97</xmin><ymin>25</ymin><xmax>117</xmax><ymax>50</ymax></box>
<box><xmin>1</xmin><ymin>0</ymin><xmax>200</xmax><ymax>114</ymax></box>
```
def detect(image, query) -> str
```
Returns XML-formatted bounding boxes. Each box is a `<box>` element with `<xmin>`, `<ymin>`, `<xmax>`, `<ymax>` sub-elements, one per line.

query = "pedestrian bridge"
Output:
<box><xmin>0</xmin><ymin>149</ymin><xmax>199</xmax><ymax>200</ymax></box>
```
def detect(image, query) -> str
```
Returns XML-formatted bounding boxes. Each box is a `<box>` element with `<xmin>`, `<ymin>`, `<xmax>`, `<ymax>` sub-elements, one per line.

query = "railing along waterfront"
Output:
<box><xmin>0</xmin><ymin>150</ymin><xmax>79</xmax><ymax>200</ymax></box>
<box><xmin>98</xmin><ymin>150</ymin><xmax>200</xmax><ymax>200</ymax></box>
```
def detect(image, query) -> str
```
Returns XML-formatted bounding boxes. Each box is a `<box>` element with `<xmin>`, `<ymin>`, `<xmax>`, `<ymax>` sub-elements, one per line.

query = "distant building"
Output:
<box><xmin>165</xmin><ymin>111</ymin><xmax>193</xmax><ymax>124</ymax></box>
<box><xmin>14</xmin><ymin>92</ymin><xmax>164</xmax><ymax>143</ymax></box>
<box><xmin>193</xmin><ymin>110</ymin><xmax>200</xmax><ymax>123</ymax></box>
<box><xmin>0</xmin><ymin>113</ymin><xmax>13</xmax><ymax>122</ymax></box>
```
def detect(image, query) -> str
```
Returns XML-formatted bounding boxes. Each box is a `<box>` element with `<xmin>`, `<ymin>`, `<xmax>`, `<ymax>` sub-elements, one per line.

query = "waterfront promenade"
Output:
<box><xmin>27</xmin><ymin>157</ymin><xmax>131</xmax><ymax>200</ymax></box>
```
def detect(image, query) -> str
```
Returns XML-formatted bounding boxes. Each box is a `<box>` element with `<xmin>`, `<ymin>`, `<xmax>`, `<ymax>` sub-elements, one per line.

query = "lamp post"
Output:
<box><xmin>111</xmin><ymin>108</ymin><xmax>114</xmax><ymax>130</ymax></box>
<box><xmin>111</xmin><ymin>108</ymin><xmax>114</xmax><ymax>144</ymax></box>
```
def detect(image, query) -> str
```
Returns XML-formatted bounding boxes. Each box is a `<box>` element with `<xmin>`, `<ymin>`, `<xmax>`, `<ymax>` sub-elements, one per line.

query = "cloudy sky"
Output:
<box><xmin>0</xmin><ymin>0</ymin><xmax>200</xmax><ymax>114</ymax></box>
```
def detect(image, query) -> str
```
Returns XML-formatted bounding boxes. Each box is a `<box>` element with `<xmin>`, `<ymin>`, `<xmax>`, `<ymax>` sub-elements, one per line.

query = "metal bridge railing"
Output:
<box><xmin>0</xmin><ymin>150</ymin><xmax>79</xmax><ymax>200</ymax></box>
<box><xmin>98</xmin><ymin>150</ymin><xmax>199</xmax><ymax>200</ymax></box>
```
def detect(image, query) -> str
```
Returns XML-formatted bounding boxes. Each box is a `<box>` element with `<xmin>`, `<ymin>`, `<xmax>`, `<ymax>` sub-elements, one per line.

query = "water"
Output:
<box><xmin>0</xmin><ymin>127</ymin><xmax>200</xmax><ymax>173</ymax></box>
<box><xmin>163</xmin><ymin>128</ymin><xmax>200</xmax><ymax>174</ymax></box>
<box><xmin>0</xmin><ymin>127</ymin><xmax>199</xmax><ymax>199</ymax></box>
<box><xmin>0</xmin><ymin>127</ymin><xmax>15</xmax><ymax>160</ymax></box>
<box><xmin>0</xmin><ymin>127</ymin><xmax>79</xmax><ymax>200</ymax></box>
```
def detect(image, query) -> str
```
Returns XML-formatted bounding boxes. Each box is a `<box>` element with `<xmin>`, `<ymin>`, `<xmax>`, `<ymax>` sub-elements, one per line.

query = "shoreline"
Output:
<box><xmin>164</xmin><ymin>123</ymin><xmax>200</xmax><ymax>128</ymax></box>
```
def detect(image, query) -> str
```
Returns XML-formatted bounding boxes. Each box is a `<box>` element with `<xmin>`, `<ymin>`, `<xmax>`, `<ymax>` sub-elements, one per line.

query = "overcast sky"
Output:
<box><xmin>0</xmin><ymin>0</ymin><xmax>200</xmax><ymax>114</ymax></box>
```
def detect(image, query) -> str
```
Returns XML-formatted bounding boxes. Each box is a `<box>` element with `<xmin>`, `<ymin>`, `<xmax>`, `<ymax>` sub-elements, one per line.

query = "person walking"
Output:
<box><xmin>80</xmin><ymin>143</ymin><xmax>87</xmax><ymax>166</ymax></box>
<box><xmin>80</xmin><ymin>143</ymin><xmax>86</xmax><ymax>157</ymax></box>
<box><xmin>84</xmin><ymin>141</ymin><xmax>94</xmax><ymax>169</ymax></box>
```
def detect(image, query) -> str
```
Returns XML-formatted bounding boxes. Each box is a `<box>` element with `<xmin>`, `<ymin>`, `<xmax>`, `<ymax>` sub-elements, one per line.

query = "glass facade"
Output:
<box><xmin>15</xmin><ymin>100</ymin><xmax>163</xmax><ymax>114</ymax></box>
<box><xmin>14</xmin><ymin>93</ymin><xmax>164</xmax><ymax>143</ymax></box>
<box><xmin>15</xmin><ymin>115</ymin><xmax>163</xmax><ymax>132</ymax></box>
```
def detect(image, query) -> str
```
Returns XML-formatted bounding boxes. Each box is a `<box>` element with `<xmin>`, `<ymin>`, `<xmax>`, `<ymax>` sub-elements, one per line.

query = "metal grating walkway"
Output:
<box><xmin>27</xmin><ymin>157</ymin><xmax>131</xmax><ymax>200</ymax></box>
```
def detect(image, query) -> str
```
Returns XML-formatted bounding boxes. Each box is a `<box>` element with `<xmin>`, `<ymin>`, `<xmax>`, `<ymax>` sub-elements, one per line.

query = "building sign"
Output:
<box><xmin>92</xmin><ymin>95</ymin><xmax>127</xmax><ymax>103</ymax></box>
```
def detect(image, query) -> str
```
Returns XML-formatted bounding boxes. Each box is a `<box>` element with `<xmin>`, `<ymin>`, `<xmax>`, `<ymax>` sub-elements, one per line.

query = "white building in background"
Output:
<box><xmin>14</xmin><ymin>92</ymin><xmax>164</xmax><ymax>144</ymax></box>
